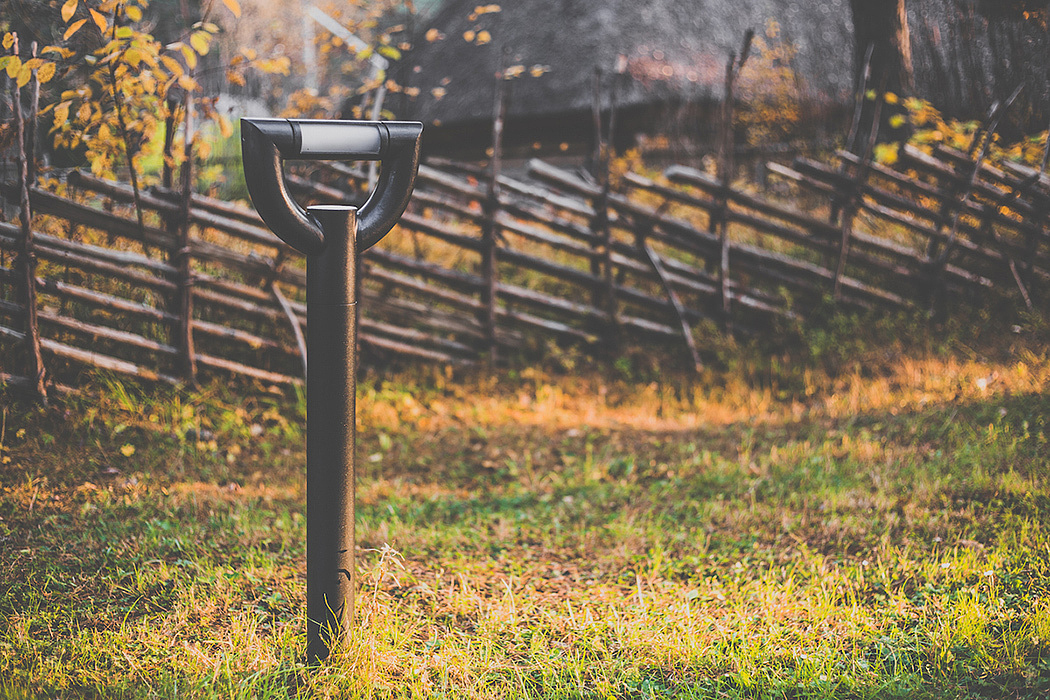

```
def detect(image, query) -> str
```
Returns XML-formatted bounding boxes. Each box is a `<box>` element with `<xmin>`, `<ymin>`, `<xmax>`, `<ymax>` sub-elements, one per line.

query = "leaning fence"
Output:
<box><xmin>2</xmin><ymin>81</ymin><xmax>1048</xmax><ymax>400</ymax></box>
<box><xmin>2</xmin><ymin>142</ymin><xmax>1047</xmax><ymax>398</ymax></box>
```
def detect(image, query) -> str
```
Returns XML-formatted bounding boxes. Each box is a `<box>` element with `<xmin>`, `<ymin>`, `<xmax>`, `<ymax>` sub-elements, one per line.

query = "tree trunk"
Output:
<box><xmin>851</xmin><ymin>0</ymin><xmax>914</xmax><ymax>97</ymax></box>
<box><xmin>850</xmin><ymin>0</ymin><xmax>914</xmax><ymax>149</ymax></box>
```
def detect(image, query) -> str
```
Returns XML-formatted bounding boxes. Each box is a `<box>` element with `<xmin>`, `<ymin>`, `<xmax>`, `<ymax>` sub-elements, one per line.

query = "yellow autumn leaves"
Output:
<box><xmin>462</xmin><ymin>4</ymin><xmax>500</xmax><ymax>45</ymax></box>
<box><xmin>1</xmin><ymin>54</ymin><xmax>57</xmax><ymax>88</ymax></box>
<box><xmin>462</xmin><ymin>29</ymin><xmax>492</xmax><ymax>45</ymax></box>
<box><xmin>467</xmin><ymin>4</ymin><xmax>501</xmax><ymax>21</ymax></box>
<box><xmin>59</xmin><ymin>0</ymin><xmax>147</xmax><ymax>40</ymax></box>
<box><xmin>1</xmin><ymin>34</ymin><xmax>59</xmax><ymax>88</ymax></box>
<box><xmin>9</xmin><ymin>0</ymin><xmax>271</xmax><ymax>183</ymax></box>
<box><xmin>502</xmin><ymin>64</ymin><xmax>550</xmax><ymax>80</ymax></box>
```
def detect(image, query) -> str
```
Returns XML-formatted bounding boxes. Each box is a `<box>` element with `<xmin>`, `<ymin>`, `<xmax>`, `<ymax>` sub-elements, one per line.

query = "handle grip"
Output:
<box><xmin>241</xmin><ymin>118</ymin><xmax>422</xmax><ymax>255</ymax></box>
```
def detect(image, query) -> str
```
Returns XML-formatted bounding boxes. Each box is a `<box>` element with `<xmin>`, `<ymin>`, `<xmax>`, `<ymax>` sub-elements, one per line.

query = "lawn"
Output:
<box><xmin>1</xmin><ymin>328</ymin><xmax>1048</xmax><ymax>698</ymax></box>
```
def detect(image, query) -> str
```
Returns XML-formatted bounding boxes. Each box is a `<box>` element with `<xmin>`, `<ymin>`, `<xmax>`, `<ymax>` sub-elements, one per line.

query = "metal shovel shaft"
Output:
<box><xmin>305</xmin><ymin>205</ymin><xmax>358</xmax><ymax>661</ymax></box>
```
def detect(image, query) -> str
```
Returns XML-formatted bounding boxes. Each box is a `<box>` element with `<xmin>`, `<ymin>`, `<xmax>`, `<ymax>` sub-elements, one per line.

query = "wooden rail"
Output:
<box><xmin>1</xmin><ymin>89</ymin><xmax>1045</xmax><ymax>394</ymax></box>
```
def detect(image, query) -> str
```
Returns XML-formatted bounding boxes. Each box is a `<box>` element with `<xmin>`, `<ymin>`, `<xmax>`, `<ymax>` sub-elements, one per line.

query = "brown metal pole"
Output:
<box><xmin>305</xmin><ymin>205</ymin><xmax>358</xmax><ymax>662</ymax></box>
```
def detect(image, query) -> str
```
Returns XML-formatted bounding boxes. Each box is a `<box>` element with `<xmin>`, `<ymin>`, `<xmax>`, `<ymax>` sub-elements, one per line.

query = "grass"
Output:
<box><xmin>1</xmin><ymin>323</ymin><xmax>1049</xmax><ymax>698</ymax></box>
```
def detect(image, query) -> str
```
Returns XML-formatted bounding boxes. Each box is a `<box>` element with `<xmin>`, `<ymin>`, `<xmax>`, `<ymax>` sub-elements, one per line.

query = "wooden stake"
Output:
<box><xmin>591</xmin><ymin>68</ymin><xmax>603</xmax><ymax>177</ymax></box>
<box><xmin>162</xmin><ymin>98</ymin><xmax>178</xmax><ymax>190</ymax></box>
<box><xmin>589</xmin><ymin>69</ymin><xmax>605</xmax><ymax>307</ymax></box>
<box><xmin>10</xmin><ymin>34</ymin><xmax>46</xmax><ymax>402</ymax></box>
<box><xmin>589</xmin><ymin>68</ymin><xmax>618</xmax><ymax>337</ymax></box>
<box><xmin>176</xmin><ymin>89</ymin><xmax>198</xmax><ymax>384</ymax></box>
<box><xmin>716</xmin><ymin>31</ymin><xmax>753</xmax><ymax>330</ymax></box>
<box><xmin>482</xmin><ymin>58</ymin><xmax>506</xmax><ymax>364</ymax></box>
<box><xmin>26</xmin><ymin>42</ymin><xmax>39</xmax><ymax>187</ymax></box>
<box><xmin>834</xmin><ymin>78</ymin><xmax>885</xmax><ymax>300</ymax></box>
<box><xmin>639</xmin><ymin>232</ymin><xmax>702</xmax><ymax>372</ymax></box>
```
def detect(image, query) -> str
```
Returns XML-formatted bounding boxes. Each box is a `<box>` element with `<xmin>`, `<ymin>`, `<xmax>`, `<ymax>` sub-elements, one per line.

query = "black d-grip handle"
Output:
<box><xmin>240</xmin><ymin>118</ymin><xmax>423</xmax><ymax>255</ymax></box>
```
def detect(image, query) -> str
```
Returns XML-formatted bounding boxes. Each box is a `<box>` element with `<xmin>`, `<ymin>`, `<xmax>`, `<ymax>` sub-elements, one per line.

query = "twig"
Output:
<box><xmin>107</xmin><ymin>7</ymin><xmax>146</xmax><ymax>239</ymax></box>
<box><xmin>272</xmin><ymin>282</ymin><xmax>308</xmax><ymax>380</ymax></box>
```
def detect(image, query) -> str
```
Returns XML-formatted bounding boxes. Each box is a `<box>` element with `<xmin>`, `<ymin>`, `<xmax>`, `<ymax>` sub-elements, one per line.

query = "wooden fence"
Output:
<box><xmin>2</xmin><ymin>78</ymin><xmax>1047</xmax><ymax>400</ymax></box>
<box><xmin>2</xmin><ymin>142</ymin><xmax>1046</xmax><ymax>399</ymax></box>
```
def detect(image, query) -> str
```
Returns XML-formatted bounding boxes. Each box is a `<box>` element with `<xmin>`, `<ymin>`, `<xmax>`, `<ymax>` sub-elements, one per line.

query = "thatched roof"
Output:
<box><xmin>399</xmin><ymin>0</ymin><xmax>855</xmax><ymax>129</ymax></box>
<box><xmin>392</xmin><ymin>0</ymin><xmax>1049</xmax><ymax>154</ymax></box>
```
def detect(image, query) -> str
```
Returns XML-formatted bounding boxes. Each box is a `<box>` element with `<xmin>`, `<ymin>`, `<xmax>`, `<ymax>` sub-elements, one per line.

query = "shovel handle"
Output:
<box><xmin>241</xmin><ymin>118</ymin><xmax>422</xmax><ymax>255</ymax></box>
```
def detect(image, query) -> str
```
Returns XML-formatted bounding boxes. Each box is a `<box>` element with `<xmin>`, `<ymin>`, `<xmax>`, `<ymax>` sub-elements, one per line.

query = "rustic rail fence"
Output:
<box><xmin>1</xmin><ymin>73</ymin><xmax>1047</xmax><ymax>400</ymax></box>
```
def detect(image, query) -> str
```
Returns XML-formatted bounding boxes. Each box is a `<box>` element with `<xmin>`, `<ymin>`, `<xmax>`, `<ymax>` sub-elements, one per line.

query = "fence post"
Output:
<box><xmin>591</xmin><ymin>179</ymin><xmax>617</xmax><ymax>339</ymax></box>
<box><xmin>590</xmin><ymin>68</ymin><xmax>618</xmax><ymax>338</ymax></box>
<box><xmin>716</xmin><ymin>64</ymin><xmax>732</xmax><ymax>328</ymax></box>
<box><xmin>162</xmin><ymin>97</ymin><xmax>177</xmax><ymax>190</ymax></box>
<box><xmin>590</xmin><ymin>68</ymin><xmax>603</xmax><ymax>178</ymax></box>
<box><xmin>832</xmin><ymin>179</ymin><xmax>861</xmax><ymax>300</ymax></box>
<box><xmin>176</xmin><ymin>89</ymin><xmax>197</xmax><ymax>385</ymax></box>
<box><xmin>1</xmin><ymin>68</ymin><xmax>10</xmax><ymax>222</ymax></box>
<box><xmin>481</xmin><ymin>62</ymin><xmax>506</xmax><ymax>364</ymax></box>
<box><xmin>833</xmin><ymin>71</ymin><xmax>889</xmax><ymax>301</ymax></box>
<box><xmin>26</xmin><ymin>42</ymin><xmax>40</xmax><ymax>187</ymax></box>
<box><xmin>11</xmin><ymin>34</ymin><xmax>46</xmax><ymax>401</ymax></box>
<box><xmin>716</xmin><ymin>31</ymin><xmax>752</xmax><ymax>332</ymax></box>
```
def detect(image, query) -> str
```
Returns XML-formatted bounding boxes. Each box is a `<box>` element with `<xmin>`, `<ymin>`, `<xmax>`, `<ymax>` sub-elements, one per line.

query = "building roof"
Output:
<box><xmin>400</xmin><ymin>0</ymin><xmax>856</xmax><ymax>129</ymax></box>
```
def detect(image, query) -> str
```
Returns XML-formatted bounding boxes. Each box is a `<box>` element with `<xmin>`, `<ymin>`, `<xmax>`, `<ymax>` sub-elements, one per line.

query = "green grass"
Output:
<box><xmin>1</xmin><ymin>336</ymin><xmax>1049</xmax><ymax>698</ymax></box>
